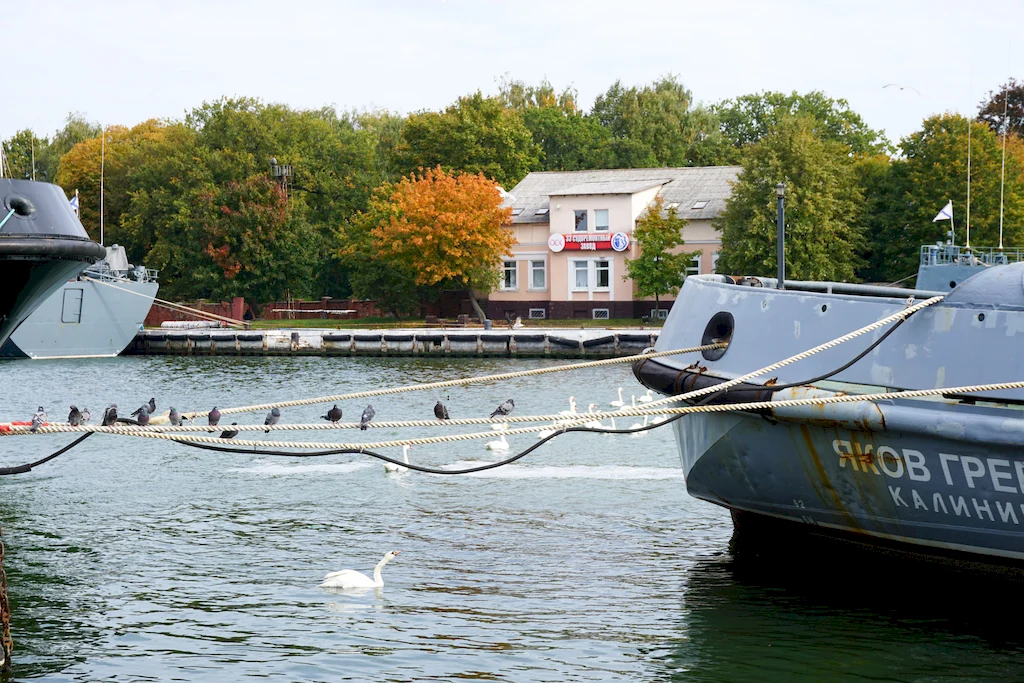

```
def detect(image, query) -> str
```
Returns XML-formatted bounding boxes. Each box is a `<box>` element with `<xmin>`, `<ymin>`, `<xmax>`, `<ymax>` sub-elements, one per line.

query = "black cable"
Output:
<box><xmin>0</xmin><ymin>433</ymin><xmax>92</xmax><ymax>475</ymax></box>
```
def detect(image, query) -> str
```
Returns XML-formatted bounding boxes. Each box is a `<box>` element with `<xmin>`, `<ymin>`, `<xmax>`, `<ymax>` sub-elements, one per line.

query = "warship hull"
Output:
<box><xmin>639</xmin><ymin>265</ymin><xmax>1024</xmax><ymax>563</ymax></box>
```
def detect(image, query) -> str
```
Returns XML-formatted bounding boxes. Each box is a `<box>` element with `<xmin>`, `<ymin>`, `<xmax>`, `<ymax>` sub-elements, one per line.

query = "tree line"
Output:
<box><xmin>2</xmin><ymin>76</ymin><xmax>1023</xmax><ymax>310</ymax></box>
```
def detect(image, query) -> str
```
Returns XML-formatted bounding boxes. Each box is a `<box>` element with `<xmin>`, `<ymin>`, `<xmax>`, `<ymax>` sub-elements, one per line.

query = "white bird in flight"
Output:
<box><xmin>883</xmin><ymin>83</ymin><xmax>921</xmax><ymax>95</ymax></box>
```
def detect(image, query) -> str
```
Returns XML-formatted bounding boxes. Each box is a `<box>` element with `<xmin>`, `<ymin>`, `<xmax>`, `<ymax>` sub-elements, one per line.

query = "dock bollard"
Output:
<box><xmin>0</xmin><ymin>525</ymin><xmax>11</xmax><ymax>673</ymax></box>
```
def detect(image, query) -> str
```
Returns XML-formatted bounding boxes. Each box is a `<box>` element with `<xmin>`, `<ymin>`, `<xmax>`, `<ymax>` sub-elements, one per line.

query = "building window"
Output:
<box><xmin>691</xmin><ymin>200</ymin><xmax>709</xmax><ymax>210</ymax></box>
<box><xmin>574</xmin><ymin>209</ymin><xmax>588</xmax><ymax>232</ymax></box>
<box><xmin>711</xmin><ymin>252</ymin><xmax>720</xmax><ymax>274</ymax></box>
<box><xmin>595</xmin><ymin>209</ymin><xmax>609</xmax><ymax>231</ymax></box>
<box><xmin>595</xmin><ymin>259</ymin><xmax>610</xmax><ymax>289</ymax></box>
<box><xmin>573</xmin><ymin>260</ymin><xmax>589</xmax><ymax>289</ymax></box>
<box><xmin>684</xmin><ymin>254</ymin><xmax>701</xmax><ymax>279</ymax></box>
<box><xmin>502</xmin><ymin>260</ymin><xmax>518</xmax><ymax>291</ymax></box>
<box><xmin>529</xmin><ymin>308</ymin><xmax>546</xmax><ymax>319</ymax></box>
<box><xmin>535</xmin><ymin>207</ymin><xmax>549</xmax><ymax>216</ymax></box>
<box><xmin>511</xmin><ymin>208</ymin><xmax>524</xmax><ymax>216</ymax></box>
<box><xmin>593</xmin><ymin>308</ymin><xmax>610</xmax><ymax>320</ymax></box>
<box><xmin>529</xmin><ymin>260</ymin><xmax>546</xmax><ymax>291</ymax></box>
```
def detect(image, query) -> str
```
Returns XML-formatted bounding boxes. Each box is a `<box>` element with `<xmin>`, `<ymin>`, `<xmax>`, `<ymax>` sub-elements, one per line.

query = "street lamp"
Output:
<box><xmin>776</xmin><ymin>182</ymin><xmax>785</xmax><ymax>289</ymax></box>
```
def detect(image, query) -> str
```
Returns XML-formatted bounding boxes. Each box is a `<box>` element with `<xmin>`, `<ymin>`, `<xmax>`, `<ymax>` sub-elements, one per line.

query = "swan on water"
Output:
<box><xmin>599</xmin><ymin>415</ymin><xmax>617</xmax><ymax>435</ymax></box>
<box><xmin>609</xmin><ymin>387</ymin><xmax>625</xmax><ymax>408</ymax></box>
<box><xmin>319</xmin><ymin>551</ymin><xmax>400</xmax><ymax>589</ymax></box>
<box><xmin>490</xmin><ymin>423</ymin><xmax>509</xmax><ymax>431</ymax></box>
<box><xmin>638</xmin><ymin>389</ymin><xmax>654</xmax><ymax>403</ymax></box>
<box><xmin>486</xmin><ymin>433</ymin><xmax>510</xmax><ymax>451</ymax></box>
<box><xmin>629</xmin><ymin>415</ymin><xmax>649</xmax><ymax>437</ymax></box>
<box><xmin>651</xmin><ymin>414</ymin><xmax>669</xmax><ymax>425</ymax></box>
<box><xmin>384</xmin><ymin>445</ymin><xmax>411</xmax><ymax>474</ymax></box>
<box><xmin>583</xmin><ymin>403</ymin><xmax>603</xmax><ymax>429</ymax></box>
<box><xmin>558</xmin><ymin>396</ymin><xmax>578</xmax><ymax>417</ymax></box>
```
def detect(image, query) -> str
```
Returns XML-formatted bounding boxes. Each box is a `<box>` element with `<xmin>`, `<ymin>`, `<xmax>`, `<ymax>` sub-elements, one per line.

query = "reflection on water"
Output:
<box><xmin>1</xmin><ymin>356</ymin><xmax>1022</xmax><ymax>680</ymax></box>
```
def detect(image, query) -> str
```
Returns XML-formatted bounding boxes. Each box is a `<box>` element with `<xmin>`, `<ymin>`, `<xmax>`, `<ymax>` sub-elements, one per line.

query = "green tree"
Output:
<box><xmin>591</xmin><ymin>75</ymin><xmax>729</xmax><ymax>167</ymax></box>
<box><xmin>624</xmin><ymin>195</ymin><xmax>693</xmax><ymax>313</ymax></box>
<box><xmin>401</xmin><ymin>92</ymin><xmax>540</xmax><ymax>186</ymax></box>
<box><xmin>44</xmin><ymin>113</ymin><xmax>102</xmax><ymax>183</ymax></box>
<box><xmin>715</xmin><ymin>115</ymin><xmax>865</xmax><ymax>281</ymax></box>
<box><xmin>978</xmin><ymin>79</ymin><xmax>1024</xmax><ymax>138</ymax></box>
<box><xmin>2</xmin><ymin>129</ymin><xmax>48</xmax><ymax>181</ymax></box>
<box><xmin>715</xmin><ymin>91</ymin><xmax>890</xmax><ymax>157</ymax></box>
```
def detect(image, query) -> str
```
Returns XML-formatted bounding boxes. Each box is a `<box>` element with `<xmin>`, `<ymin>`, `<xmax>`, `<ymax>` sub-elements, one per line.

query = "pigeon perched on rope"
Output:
<box><xmin>434</xmin><ymin>400</ymin><xmax>450</xmax><ymax>420</ymax></box>
<box><xmin>208</xmin><ymin>407</ymin><xmax>221</xmax><ymax>427</ymax></box>
<box><xmin>321</xmin><ymin>405</ymin><xmax>343</xmax><ymax>423</ymax></box>
<box><xmin>360</xmin><ymin>405</ymin><xmax>375</xmax><ymax>431</ymax></box>
<box><xmin>102</xmin><ymin>405</ymin><xmax>118</xmax><ymax>426</ymax></box>
<box><xmin>132</xmin><ymin>398</ymin><xmax>156</xmax><ymax>417</ymax></box>
<box><xmin>30</xmin><ymin>407</ymin><xmax>46</xmax><ymax>432</ymax></box>
<box><xmin>169</xmin><ymin>407</ymin><xmax>182</xmax><ymax>426</ymax></box>
<box><xmin>68</xmin><ymin>405</ymin><xmax>84</xmax><ymax>426</ymax></box>
<box><xmin>489</xmin><ymin>399</ymin><xmax>514</xmax><ymax>419</ymax></box>
<box><xmin>135</xmin><ymin>406</ymin><xmax>150</xmax><ymax>426</ymax></box>
<box><xmin>219</xmin><ymin>423</ymin><xmax>239</xmax><ymax>439</ymax></box>
<box><xmin>264</xmin><ymin>407</ymin><xmax>281</xmax><ymax>433</ymax></box>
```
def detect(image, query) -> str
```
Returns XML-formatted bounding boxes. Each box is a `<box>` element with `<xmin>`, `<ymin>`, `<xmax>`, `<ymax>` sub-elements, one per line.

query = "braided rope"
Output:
<box><xmin>639</xmin><ymin>295</ymin><xmax>944</xmax><ymax>410</ymax></box>
<box><xmin>10</xmin><ymin>378</ymin><xmax>1024</xmax><ymax>450</ymax></box>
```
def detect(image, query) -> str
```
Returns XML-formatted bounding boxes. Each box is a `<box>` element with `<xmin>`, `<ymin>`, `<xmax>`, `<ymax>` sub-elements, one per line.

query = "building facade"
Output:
<box><xmin>488</xmin><ymin>166</ymin><xmax>740</xmax><ymax>321</ymax></box>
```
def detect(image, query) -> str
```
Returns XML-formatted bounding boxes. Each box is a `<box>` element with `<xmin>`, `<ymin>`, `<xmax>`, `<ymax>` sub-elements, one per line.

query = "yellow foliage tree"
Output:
<box><xmin>371</xmin><ymin>166</ymin><xmax>515</xmax><ymax>320</ymax></box>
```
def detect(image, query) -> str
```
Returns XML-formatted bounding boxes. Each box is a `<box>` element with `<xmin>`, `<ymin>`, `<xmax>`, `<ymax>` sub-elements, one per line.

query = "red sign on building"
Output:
<box><xmin>548</xmin><ymin>232</ymin><xmax>630</xmax><ymax>252</ymax></box>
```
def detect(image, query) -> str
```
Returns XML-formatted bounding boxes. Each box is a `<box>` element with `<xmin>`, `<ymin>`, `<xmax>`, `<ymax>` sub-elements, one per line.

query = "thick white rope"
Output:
<box><xmin>9</xmin><ymin>379</ymin><xmax>1024</xmax><ymax>450</ymax></box>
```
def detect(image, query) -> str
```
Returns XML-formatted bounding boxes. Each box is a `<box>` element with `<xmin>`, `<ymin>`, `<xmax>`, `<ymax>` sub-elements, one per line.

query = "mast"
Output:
<box><xmin>998</xmin><ymin>86</ymin><xmax>1009</xmax><ymax>251</ymax></box>
<box><xmin>966</xmin><ymin>117</ymin><xmax>971</xmax><ymax>249</ymax></box>
<box><xmin>31</xmin><ymin>135</ymin><xmax>35</xmax><ymax>181</ymax></box>
<box><xmin>100</xmin><ymin>127</ymin><xmax>105</xmax><ymax>246</ymax></box>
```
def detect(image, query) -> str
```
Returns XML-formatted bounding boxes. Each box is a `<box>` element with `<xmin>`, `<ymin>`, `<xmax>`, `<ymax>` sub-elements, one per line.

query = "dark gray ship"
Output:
<box><xmin>637</xmin><ymin>264</ymin><xmax>1024</xmax><ymax>563</ymax></box>
<box><xmin>0</xmin><ymin>179</ymin><xmax>106</xmax><ymax>347</ymax></box>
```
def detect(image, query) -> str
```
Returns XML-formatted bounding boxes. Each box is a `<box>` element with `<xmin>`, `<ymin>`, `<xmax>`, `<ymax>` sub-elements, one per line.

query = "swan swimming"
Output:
<box><xmin>486</xmin><ymin>433</ymin><xmax>510</xmax><ymax>451</ymax></box>
<box><xmin>319</xmin><ymin>551</ymin><xmax>400</xmax><ymax>589</ymax></box>
<box><xmin>609</xmin><ymin>387</ymin><xmax>625</xmax><ymax>408</ymax></box>
<box><xmin>558</xmin><ymin>396</ymin><xmax>578</xmax><ymax>417</ymax></box>
<box><xmin>629</xmin><ymin>415</ymin><xmax>649</xmax><ymax>437</ymax></box>
<box><xmin>384</xmin><ymin>445</ymin><xmax>411</xmax><ymax>474</ymax></box>
<box><xmin>638</xmin><ymin>389</ymin><xmax>654</xmax><ymax>403</ymax></box>
<box><xmin>583</xmin><ymin>403</ymin><xmax>604</xmax><ymax>429</ymax></box>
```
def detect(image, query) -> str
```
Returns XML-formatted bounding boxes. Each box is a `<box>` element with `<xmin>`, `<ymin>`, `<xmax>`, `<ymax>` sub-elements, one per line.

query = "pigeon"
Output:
<box><xmin>135</xmin><ymin>406</ymin><xmax>150</xmax><ymax>426</ymax></box>
<box><xmin>264</xmin><ymin>407</ymin><xmax>281</xmax><ymax>433</ymax></box>
<box><xmin>489</xmin><ymin>398</ymin><xmax>515</xmax><ymax>419</ymax></box>
<box><xmin>30</xmin><ymin>406</ymin><xmax>46</xmax><ymax>432</ymax></box>
<box><xmin>68</xmin><ymin>405</ymin><xmax>84</xmax><ymax>426</ymax></box>
<box><xmin>321</xmin><ymin>404</ymin><xmax>343</xmax><ymax>423</ymax></box>
<box><xmin>360</xmin><ymin>404</ymin><xmax>375</xmax><ymax>431</ymax></box>
<box><xmin>168</xmin><ymin>407</ymin><xmax>182</xmax><ymax>426</ymax></box>
<box><xmin>434</xmin><ymin>400</ymin><xmax>450</xmax><ymax>420</ymax></box>
<box><xmin>208</xmin><ymin>407</ymin><xmax>221</xmax><ymax>427</ymax></box>
<box><xmin>80</xmin><ymin>408</ymin><xmax>92</xmax><ymax>424</ymax></box>
<box><xmin>219</xmin><ymin>422</ymin><xmax>239</xmax><ymax>439</ymax></box>
<box><xmin>132</xmin><ymin>398</ymin><xmax>156</xmax><ymax>417</ymax></box>
<box><xmin>102</xmin><ymin>404</ymin><xmax>118</xmax><ymax>426</ymax></box>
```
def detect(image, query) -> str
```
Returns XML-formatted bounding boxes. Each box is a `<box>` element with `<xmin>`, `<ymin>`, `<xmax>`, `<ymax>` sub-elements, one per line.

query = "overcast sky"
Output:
<box><xmin>7</xmin><ymin>0</ymin><xmax>1021</xmax><ymax>146</ymax></box>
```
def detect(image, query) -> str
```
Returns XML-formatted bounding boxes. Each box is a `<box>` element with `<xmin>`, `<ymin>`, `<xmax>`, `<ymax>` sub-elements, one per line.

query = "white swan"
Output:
<box><xmin>629</xmin><ymin>415</ymin><xmax>649</xmax><ymax>438</ymax></box>
<box><xmin>537</xmin><ymin>424</ymin><xmax>559</xmax><ymax>439</ymax></box>
<box><xmin>651</xmin><ymin>414</ymin><xmax>668</xmax><ymax>425</ymax></box>
<box><xmin>319</xmin><ymin>551</ymin><xmax>400</xmax><ymax>589</ymax></box>
<box><xmin>384</xmin><ymin>445</ymin><xmax>411</xmax><ymax>474</ymax></box>
<box><xmin>638</xmin><ymin>389</ymin><xmax>654</xmax><ymax>403</ymax></box>
<box><xmin>583</xmin><ymin>403</ymin><xmax>603</xmax><ymax>429</ymax></box>
<box><xmin>490</xmin><ymin>423</ymin><xmax>509</xmax><ymax>431</ymax></box>
<box><xmin>486</xmin><ymin>433</ymin><xmax>510</xmax><ymax>451</ymax></box>
<box><xmin>558</xmin><ymin>396</ymin><xmax>578</xmax><ymax>417</ymax></box>
<box><xmin>609</xmin><ymin>387</ymin><xmax>625</xmax><ymax>408</ymax></box>
<box><xmin>599</xmin><ymin>415</ymin><xmax>617</xmax><ymax>435</ymax></box>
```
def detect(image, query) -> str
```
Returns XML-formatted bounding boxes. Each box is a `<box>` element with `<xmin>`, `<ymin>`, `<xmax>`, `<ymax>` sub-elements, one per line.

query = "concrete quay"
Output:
<box><xmin>125</xmin><ymin>328</ymin><xmax>661</xmax><ymax>358</ymax></box>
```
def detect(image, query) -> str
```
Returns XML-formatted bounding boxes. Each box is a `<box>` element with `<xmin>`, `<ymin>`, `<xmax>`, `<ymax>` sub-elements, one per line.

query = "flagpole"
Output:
<box><xmin>31</xmin><ymin>135</ymin><xmax>36</xmax><ymax>182</ymax></box>
<box><xmin>100</xmin><ymin>127</ymin><xmax>105</xmax><ymax>246</ymax></box>
<box><xmin>999</xmin><ymin>86</ymin><xmax>1008</xmax><ymax>251</ymax></box>
<box><xmin>966</xmin><ymin>118</ymin><xmax>971</xmax><ymax>250</ymax></box>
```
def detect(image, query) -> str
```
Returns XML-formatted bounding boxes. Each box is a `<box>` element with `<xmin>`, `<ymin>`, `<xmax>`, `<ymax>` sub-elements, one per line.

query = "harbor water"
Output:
<box><xmin>1</xmin><ymin>356</ymin><xmax>1023</xmax><ymax>681</ymax></box>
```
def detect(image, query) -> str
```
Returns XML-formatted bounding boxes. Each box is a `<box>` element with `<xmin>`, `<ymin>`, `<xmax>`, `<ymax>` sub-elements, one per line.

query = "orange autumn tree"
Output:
<box><xmin>371</xmin><ymin>166</ymin><xmax>515</xmax><ymax>320</ymax></box>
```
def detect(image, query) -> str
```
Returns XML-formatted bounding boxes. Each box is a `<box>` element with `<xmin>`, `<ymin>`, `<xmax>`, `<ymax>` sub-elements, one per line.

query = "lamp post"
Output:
<box><xmin>775</xmin><ymin>182</ymin><xmax>785</xmax><ymax>289</ymax></box>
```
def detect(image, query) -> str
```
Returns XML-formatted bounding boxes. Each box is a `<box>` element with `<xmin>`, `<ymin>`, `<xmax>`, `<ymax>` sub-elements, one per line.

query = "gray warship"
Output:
<box><xmin>636</xmin><ymin>265</ymin><xmax>1024</xmax><ymax>563</ymax></box>
<box><xmin>0</xmin><ymin>244</ymin><xmax>158</xmax><ymax>359</ymax></box>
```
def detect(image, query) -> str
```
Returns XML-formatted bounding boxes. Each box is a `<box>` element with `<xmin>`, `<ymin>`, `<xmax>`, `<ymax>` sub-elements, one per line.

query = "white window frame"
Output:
<box><xmin>592</xmin><ymin>308</ymin><xmax>610</xmax><ymax>320</ymax></box>
<box><xmin>711</xmin><ymin>252</ymin><xmax>720</xmax><ymax>274</ymax></box>
<box><xmin>574</xmin><ymin>209</ymin><xmax>588</xmax><ymax>232</ymax></box>
<box><xmin>594</xmin><ymin>208</ymin><xmax>609</xmax><ymax>232</ymax></box>
<box><xmin>501</xmin><ymin>260</ymin><xmax>518</xmax><ymax>291</ymax></box>
<box><xmin>684</xmin><ymin>254</ymin><xmax>701</xmax><ymax>280</ymax></box>
<box><xmin>528</xmin><ymin>308</ymin><xmax>546</xmax><ymax>319</ymax></box>
<box><xmin>569</xmin><ymin>257</ymin><xmax>614</xmax><ymax>294</ymax></box>
<box><xmin>650</xmin><ymin>308</ymin><xmax>669</xmax><ymax>320</ymax></box>
<box><xmin>528</xmin><ymin>259</ymin><xmax>547</xmax><ymax>292</ymax></box>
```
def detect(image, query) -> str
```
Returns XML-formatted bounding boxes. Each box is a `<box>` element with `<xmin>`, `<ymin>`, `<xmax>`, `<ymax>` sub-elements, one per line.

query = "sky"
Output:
<box><xmin>6</xmin><ymin>0</ymin><xmax>1022</xmax><ymax>146</ymax></box>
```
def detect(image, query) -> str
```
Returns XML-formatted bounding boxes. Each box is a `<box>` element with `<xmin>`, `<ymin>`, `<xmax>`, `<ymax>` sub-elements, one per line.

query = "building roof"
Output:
<box><xmin>504</xmin><ymin>166</ymin><xmax>742</xmax><ymax>224</ymax></box>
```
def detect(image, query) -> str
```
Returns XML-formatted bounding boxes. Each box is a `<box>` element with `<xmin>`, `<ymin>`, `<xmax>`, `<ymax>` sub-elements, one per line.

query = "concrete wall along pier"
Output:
<box><xmin>127</xmin><ymin>329</ymin><xmax>659</xmax><ymax>358</ymax></box>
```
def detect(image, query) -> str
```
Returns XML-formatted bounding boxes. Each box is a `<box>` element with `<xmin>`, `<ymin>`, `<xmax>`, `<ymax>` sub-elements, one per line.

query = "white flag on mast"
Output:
<box><xmin>932</xmin><ymin>200</ymin><xmax>953</xmax><ymax>222</ymax></box>
<box><xmin>68</xmin><ymin>192</ymin><xmax>79</xmax><ymax>216</ymax></box>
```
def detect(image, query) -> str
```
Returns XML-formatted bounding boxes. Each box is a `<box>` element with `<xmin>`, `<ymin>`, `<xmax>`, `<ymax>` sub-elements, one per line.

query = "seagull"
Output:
<box><xmin>208</xmin><ymin>407</ymin><xmax>221</xmax><ymax>427</ymax></box>
<box><xmin>219</xmin><ymin>422</ymin><xmax>239</xmax><ymax>439</ymax></box>
<box><xmin>264</xmin><ymin>407</ymin><xmax>281</xmax><ymax>433</ymax></box>
<box><xmin>883</xmin><ymin>83</ymin><xmax>921</xmax><ymax>95</ymax></box>
<box><xmin>135</xmin><ymin>406</ymin><xmax>150</xmax><ymax>426</ymax></box>
<box><xmin>490</xmin><ymin>398</ymin><xmax>514</xmax><ymax>419</ymax></box>
<box><xmin>321</xmin><ymin>404</ymin><xmax>343</xmax><ymax>423</ymax></box>
<box><xmin>68</xmin><ymin>405</ymin><xmax>84</xmax><ymax>426</ymax></box>
<box><xmin>132</xmin><ymin>398</ymin><xmax>156</xmax><ymax>417</ymax></box>
<box><xmin>360</xmin><ymin>405</ymin><xmax>376</xmax><ymax>431</ymax></box>
<box><xmin>102</xmin><ymin>404</ymin><xmax>118</xmax><ymax>426</ymax></box>
<box><xmin>434</xmin><ymin>400</ymin><xmax>450</xmax><ymax>420</ymax></box>
<box><xmin>30</xmin><ymin>406</ymin><xmax>46</xmax><ymax>432</ymax></box>
<box><xmin>168</xmin><ymin>407</ymin><xmax>182</xmax><ymax>426</ymax></box>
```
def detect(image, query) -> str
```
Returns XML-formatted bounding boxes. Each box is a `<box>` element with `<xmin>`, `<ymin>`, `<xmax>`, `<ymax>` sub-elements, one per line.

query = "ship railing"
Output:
<box><xmin>919</xmin><ymin>244</ymin><xmax>1024</xmax><ymax>267</ymax></box>
<box><xmin>81</xmin><ymin>263</ymin><xmax>159</xmax><ymax>284</ymax></box>
<box><xmin>691</xmin><ymin>274</ymin><xmax>942</xmax><ymax>298</ymax></box>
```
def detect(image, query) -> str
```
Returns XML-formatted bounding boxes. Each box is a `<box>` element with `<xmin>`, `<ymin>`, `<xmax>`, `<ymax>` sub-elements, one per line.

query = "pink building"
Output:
<box><xmin>488</xmin><ymin>166</ymin><xmax>740</xmax><ymax>321</ymax></box>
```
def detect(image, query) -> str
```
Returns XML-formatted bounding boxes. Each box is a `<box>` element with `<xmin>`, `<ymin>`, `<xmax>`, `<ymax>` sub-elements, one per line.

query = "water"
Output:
<box><xmin>1</xmin><ymin>356</ymin><xmax>1023</xmax><ymax>681</ymax></box>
